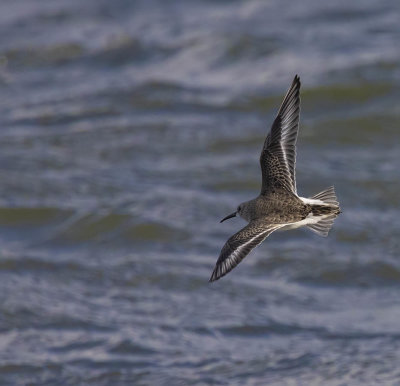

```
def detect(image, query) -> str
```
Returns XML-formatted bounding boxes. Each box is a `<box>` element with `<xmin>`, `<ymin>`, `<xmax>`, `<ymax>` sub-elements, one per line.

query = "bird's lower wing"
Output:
<box><xmin>209</xmin><ymin>221</ymin><xmax>284</xmax><ymax>282</ymax></box>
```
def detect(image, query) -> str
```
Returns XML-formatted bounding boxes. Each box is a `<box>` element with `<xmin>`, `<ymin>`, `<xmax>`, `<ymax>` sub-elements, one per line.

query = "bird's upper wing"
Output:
<box><xmin>260</xmin><ymin>75</ymin><xmax>301</xmax><ymax>195</ymax></box>
<box><xmin>209</xmin><ymin>220</ymin><xmax>284</xmax><ymax>282</ymax></box>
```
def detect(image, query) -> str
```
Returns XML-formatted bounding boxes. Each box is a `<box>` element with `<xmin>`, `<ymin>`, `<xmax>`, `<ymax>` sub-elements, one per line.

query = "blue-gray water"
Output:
<box><xmin>0</xmin><ymin>0</ymin><xmax>399</xmax><ymax>385</ymax></box>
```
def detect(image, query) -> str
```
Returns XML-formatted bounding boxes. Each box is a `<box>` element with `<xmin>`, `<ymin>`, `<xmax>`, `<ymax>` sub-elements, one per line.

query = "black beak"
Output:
<box><xmin>220</xmin><ymin>211</ymin><xmax>237</xmax><ymax>223</ymax></box>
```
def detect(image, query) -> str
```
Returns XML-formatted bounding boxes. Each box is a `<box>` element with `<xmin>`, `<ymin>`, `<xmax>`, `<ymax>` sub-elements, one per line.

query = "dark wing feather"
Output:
<box><xmin>260</xmin><ymin>75</ymin><xmax>301</xmax><ymax>195</ymax></box>
<box><xmin>209</xmin><ymin>221</ymin><xmax>283</xmax><ymax>282</ymax></box>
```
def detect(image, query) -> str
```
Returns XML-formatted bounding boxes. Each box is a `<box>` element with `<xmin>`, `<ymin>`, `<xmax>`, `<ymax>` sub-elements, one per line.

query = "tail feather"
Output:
<box><xmin>307</xmin><ymin>186</ymin><xmax>340</xmax><ymax>237</ymax></box>
<box><xmin>311</xmin><ymin>186</ymin><xmax>339</xmax><ymax>206</ymax></box>
<box><xmin>307</xmin><ymin>214</ymin><xmax>337</xmax><ymax>237</ymax></box>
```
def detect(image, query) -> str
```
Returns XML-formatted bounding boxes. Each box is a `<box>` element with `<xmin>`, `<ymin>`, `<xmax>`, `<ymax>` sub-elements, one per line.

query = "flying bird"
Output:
<box><xmin>210</xmin><ymin>75</ymin><xmax>341</xmax><ymax>282</ymax></box>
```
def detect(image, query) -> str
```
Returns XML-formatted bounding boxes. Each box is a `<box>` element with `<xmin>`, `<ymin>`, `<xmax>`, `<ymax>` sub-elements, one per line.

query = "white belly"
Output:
<box><xmin>279</xmin><ymin>213</ymin><xmax>325</xmax><ymax>232</ymax></box>
<box><xmin>298</xmin><ymin>196</ymin><xmax>326</xmax><ymax>205</ymax></box>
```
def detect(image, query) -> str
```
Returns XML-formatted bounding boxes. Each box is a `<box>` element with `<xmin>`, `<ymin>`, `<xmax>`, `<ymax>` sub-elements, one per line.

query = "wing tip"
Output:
<box><xmin>210</xmin><ymin>255</ymin><xmax>236</xmax><ymax>282</ymax></box>
<box><xmin>281</xmin><ymin>75</ymin><xmax>301</xmax><ymax>110</ymax></box>
<box><xmin>292</xmin><ymin>74</ymin><xmax>301</xmax><ymax>90</ymax></box>
<box><xmin>209</xmin><ymin>269</ymin><xmax>216</xmax><ymax>282</ymax></box>
<box><xmin>209</xmin><ymin>267</ymin><xmax>222</xmax><ymax>282</ymax></box>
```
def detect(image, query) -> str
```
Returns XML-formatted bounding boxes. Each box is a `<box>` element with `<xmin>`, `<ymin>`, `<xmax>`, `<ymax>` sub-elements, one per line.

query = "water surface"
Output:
<box><xmin>0</xmin><ymin>0</ymin><xmax>399</xmax><ymax>384</ymax></box>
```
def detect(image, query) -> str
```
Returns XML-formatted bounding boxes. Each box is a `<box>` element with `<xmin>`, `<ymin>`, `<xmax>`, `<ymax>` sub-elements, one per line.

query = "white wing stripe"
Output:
<box><xmin>229</xmin><ymin>229</ymin><xmax>270</xmax><ymax>261</ymax></box>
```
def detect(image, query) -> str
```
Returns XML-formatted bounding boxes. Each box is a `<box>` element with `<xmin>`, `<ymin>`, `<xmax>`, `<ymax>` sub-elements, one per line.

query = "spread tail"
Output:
<box><xmin>307</xmin><ymin>186</ymin><xmax>341</xmax><ymax>237</ymax></box>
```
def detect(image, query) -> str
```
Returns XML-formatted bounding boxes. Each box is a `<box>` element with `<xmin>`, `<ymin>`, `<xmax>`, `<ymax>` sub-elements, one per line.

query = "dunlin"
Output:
<box><xmin>210</xmin><ymin>75</ymin><xmax>341</xmax><ymax>282</ymax></box>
